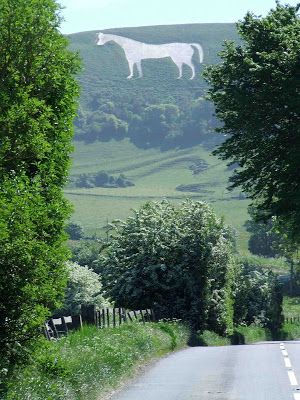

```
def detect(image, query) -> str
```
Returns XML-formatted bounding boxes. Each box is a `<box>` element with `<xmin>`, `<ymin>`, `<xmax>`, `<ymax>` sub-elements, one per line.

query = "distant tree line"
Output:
<box><xmin>73</xmin><ymin>171</ymin><xmax>134</xmax><ymax>189</ymax></box>
<box><xmin>74</xmin><ymin>97</ymin><xmax>222</xmax><ymax>150</ymax></box>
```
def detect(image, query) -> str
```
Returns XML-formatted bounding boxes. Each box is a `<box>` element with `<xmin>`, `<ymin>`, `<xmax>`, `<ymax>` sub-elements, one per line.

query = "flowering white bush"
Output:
<box><xmin>62</xmin><ymin>262</ymin><xmax>109</xmax><ymax>314</ymax></box>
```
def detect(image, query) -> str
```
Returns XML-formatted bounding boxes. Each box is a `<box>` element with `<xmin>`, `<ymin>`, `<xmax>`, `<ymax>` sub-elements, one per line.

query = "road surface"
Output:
<box><xmin>111</xmin><ymin>341</ymin><xmax>300</xmax><ymax>400</ymax></box>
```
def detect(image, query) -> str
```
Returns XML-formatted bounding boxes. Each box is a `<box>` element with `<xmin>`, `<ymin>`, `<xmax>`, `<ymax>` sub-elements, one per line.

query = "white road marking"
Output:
<box><xmin>284</xmin><ymin>357</ymin><xmax>292</xmax><ymax>368</ymax></box>
<box><xmin>288</xmin><ymin>370</ymin><xmax>298</xmax><ymax>386</ymax></box>
<box><xmin>279</xmin><ymin>344</ymin><xmax>300</xmax><ymax>396</ymax></box>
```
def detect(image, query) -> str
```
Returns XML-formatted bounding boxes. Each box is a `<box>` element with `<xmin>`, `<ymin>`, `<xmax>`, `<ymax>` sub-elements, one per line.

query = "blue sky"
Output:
<box><xmin>59</xmin><ymin>0</ymin><xmax>299</xmax><ymax>34</ymax></box>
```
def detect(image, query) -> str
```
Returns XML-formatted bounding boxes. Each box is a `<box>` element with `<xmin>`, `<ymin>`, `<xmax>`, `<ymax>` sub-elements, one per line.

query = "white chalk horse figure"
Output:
<box><xmin>96</xmin><ymin>32</ymin><xmax>204</xmax><ymax>80</ymax></box>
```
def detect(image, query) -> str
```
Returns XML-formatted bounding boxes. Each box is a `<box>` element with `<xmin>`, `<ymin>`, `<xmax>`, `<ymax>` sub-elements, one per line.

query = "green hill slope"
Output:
<box><xmin>66</xmin><ymin>23</ymin><xmax>250</xmax><ymax>251</ymax></box>
<box><xmin>68</xmin><ymin>23</ymin><xmax>239</xmax><ymax>108</ymax></box>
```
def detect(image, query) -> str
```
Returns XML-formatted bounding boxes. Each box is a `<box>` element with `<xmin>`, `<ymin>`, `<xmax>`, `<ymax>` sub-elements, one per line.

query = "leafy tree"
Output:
<box><xmin>70</xmin><ymin>240</ymin><xmax>104</xmax><ymax>271</ymax></box>
<box><xmin>204</xmin><ymin>3</ymin><xmax>300</xmax><ymax>243</ymax></box>
<box><xmin>75</xmin><ymin>173</ymin><xmax>95</xmax><ymax>188</ymax></box>
<box><xmin>100</xmin><ymin>200</ymin><xmax>235</xmax><ymax>333</ymax></box>
<box><xmin>245</xmin><ymin>207</ymin><xmax>283</xmax><ymax>257</ymax></box>
<box><xmin>233</xmin><ymin>258</ymin><xmax>283</xmax><ymax>332</ymax></box>
<box><xmin>94</xmin><ymin>171</ymin><xmax>110</xmax><ymax>186</ymax></box>
<box><xmin>0</xmin><ymin>0</ymin><xmax>79</xmax><ymax>382</ymax></box>
<box><xmin>65</xmin><ymin>222</ymin><xmax>84</xmax><ymax>241</ymax></box>
<box><xmin>85</xmin><ymin>111</ymin><xmax>128</xmax><ymax>142</ymax></box>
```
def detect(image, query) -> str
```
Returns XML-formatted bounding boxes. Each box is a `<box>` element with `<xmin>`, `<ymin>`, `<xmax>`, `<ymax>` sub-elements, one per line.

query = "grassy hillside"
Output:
<box><xmin>68</xmin><ymin>23</ymin><xmax>239</xmax><ymax>108</ymax></box>
<box><xmin>66</xmin><ymin>23</ymin><xmax>251</xmax><ymax>251</ymax></box>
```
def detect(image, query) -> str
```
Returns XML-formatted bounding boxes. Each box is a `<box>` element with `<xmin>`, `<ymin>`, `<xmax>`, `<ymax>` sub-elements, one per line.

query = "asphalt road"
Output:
<box><xmin>111</xmin><ymin>341</ymin><xmax>300</xmax><ymax>400</ymax></box>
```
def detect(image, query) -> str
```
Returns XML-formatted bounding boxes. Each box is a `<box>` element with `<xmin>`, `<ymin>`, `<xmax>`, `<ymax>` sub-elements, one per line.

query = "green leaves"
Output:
<box><xmin>204</xmin><ymin>3</ymin><xmax>300</xmax><ymax>243</ymax></box>
<box><xmin>101</xmin><ymin>200</ymin><xmax>235</xmax><ymax>333</ymax></box>
<box><xmin>0</xmin><ymin>0</ymin><xmax>79</xmax><ymax>380</ymax></box>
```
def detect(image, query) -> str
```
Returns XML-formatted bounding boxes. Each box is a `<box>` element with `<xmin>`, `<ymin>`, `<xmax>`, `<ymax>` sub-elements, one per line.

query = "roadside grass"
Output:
<box><xmin>281</xmin><ymin>321</ymin><xmax>300</xmax><ymax>340</ymax></box>
<box><xmin>283</xmin><ymin>296</ymin><xmax>300</xmax><ymax>317</ymax></box>
<box><xmin>198</xmin><ymin>320</ymin><xmax>300</xmax><ymax>347</ymax></box>
<box><xmin>233</xmin><ymin>325</ymin><xmax>270</xmax><ymax>344</ymax></box>
<box><xmin>198</xmin><ymin>330</ymin><xmax>231</xmax><ymax>346</ymax></box>
<box><xmin>5</xmin><ymin>322</ymin><xmax>189</xmax><ymax>400</ymax></box>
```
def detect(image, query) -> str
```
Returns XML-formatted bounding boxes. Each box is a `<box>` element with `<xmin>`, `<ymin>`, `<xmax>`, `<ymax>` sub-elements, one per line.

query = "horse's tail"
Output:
<box><xmin>190</xmin><ymin>43</ymin><xmax>204</xmax><ymax>63</ymax></box>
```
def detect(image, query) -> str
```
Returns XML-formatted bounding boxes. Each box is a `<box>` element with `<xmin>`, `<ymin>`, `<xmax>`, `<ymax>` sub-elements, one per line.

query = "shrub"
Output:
<box><xmin>101</xmin><ymin>200</ymin><xmax>236</xmax><ymax>333</ymax></box>
<box><xmin>65</xmin><ymin>222</ymin><xmax>84</xmax><ymax>240</ymax></box>
<box><xmin>233</xmin><ymin>258</ymin><xmax>283</xmax><ymax>331</ymax></box>
<box><xmin>58</xmin><ymin>262</ymin><xmax>108</xmax><ymax>315</ymax></box>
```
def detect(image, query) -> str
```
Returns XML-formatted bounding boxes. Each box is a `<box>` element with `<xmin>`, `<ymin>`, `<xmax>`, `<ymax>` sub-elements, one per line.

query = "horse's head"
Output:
<box><xmin>96</xmin><ymin>32</ymin><xmax>106</xmax><ymax>46</ymax></box>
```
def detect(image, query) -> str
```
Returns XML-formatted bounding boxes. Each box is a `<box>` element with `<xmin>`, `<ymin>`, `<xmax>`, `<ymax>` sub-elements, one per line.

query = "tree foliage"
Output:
<box><xmin>0</xmin><ymin>0</ymin><xmax>80</xmax><ymax>379</ymax></box>
<box><xmin>233</xmin><ymin>258</ymin><xmax>283</xmax><ymax>332</ymax></box>
<box><xmin>204</xmin><ymin>3</ymin><xmax>300</xmax><ymax>242</ymax></box>
<box><xmin>75</xmin><ymin>99</ymin><xmax>220</xmax><ymax>150</ymax></box>
<box><xmin>100</xmin><ymin>200</ymin><xmax>236</xmax><ymax>333</ymax></box>
<box><xmin>245</xmin><ymin>207</ymin><xmax>283</xmax><ymax>257</ymax></box>
<box><xmin>65</xmin><ymin>222</ymin><xmax>84</xmax><ymax>240</ymax></box>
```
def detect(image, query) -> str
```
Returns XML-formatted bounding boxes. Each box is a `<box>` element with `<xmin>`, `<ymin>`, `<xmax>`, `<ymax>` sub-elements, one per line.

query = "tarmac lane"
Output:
<box><xmin>111</xmin><ymin>342</ymin><xmax>300</xmax><ymax>400</ymax></box>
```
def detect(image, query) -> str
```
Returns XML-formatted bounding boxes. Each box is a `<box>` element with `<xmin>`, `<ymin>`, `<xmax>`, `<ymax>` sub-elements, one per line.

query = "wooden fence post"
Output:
<box><xmin>118</xmin><ymin>308</ymin><xmax>122</xmax><ymax>326</ymax></box>
<box><xmin>81</xmin><ymin>304</ymin><xmax>97</xmax><ymax>325</ymax></box>
<box><xmin>106</xmin><ymin>308</ymin><xmax>110</xmax><ymax>327</ymax></box>
<box><xmin>72</xmin><ymin>315</ymin><xmax>83</xmax><ymax>330</ymax></box>
<box><xmin>113</xmin><ymin>308</ymin><xmax>116</xmax><ymax>328</ymax></box>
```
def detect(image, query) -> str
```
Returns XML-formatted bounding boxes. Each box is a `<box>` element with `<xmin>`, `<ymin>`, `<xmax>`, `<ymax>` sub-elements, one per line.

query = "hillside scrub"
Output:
<box><xmin>76</xmin><ymin>99</ymin><xmax>221</xmax><ymax>150</ymax></box>
<box><xmin>100</xmin><ymin>199</ymin><xmax>236</xmax><ymax>334</ymax></box>
<box><xmin>5</xmin><ymin>322</ymin><xmax>189</xmax><ymax>400</ymax></box>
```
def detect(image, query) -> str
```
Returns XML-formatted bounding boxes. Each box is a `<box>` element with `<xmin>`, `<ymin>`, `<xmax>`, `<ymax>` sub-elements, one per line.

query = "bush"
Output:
<box><xmin>58</xmin><ymin>262</ymin><xmax>108</xmax><ymax>315</ymax></box>
<box><xmin>65</xmin><ymin>222</ymin><xmax>84</xmax><ymax>240</ymax></box>
<box><xmin>70</xmin><ymin>240</ymin><xmax>104</xmax><ymax>271</ymax></box>
<box><xmin>233</xmin><ymin>258</ymin><xmax>283</xmax><ymax>331</ymax></box>
<box><xmin>101</xmin><ymin>200</ymin><xmax>236</xmax><ymax>333</ymax></box>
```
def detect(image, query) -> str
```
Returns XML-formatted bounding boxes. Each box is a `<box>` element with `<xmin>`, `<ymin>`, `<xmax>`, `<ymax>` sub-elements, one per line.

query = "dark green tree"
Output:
<box><xmin>245</xmin><ymin>207</ymin><xmax>283</xmax><ymax>257</ymax></box>
<box><xmin>233</xmin><ymin>259</ymin><xmax>283</xmax><ymax>332</ymax></box>
<box><xmin>65</xmin><ymin>222</ymin><xmax>84</xmax><ymax>241</ymax></box>
<box><xmin>204</xmin><ymin>3</ymin><xmax>300</xmax><ymax>243</ymax></box>
<box><xmin>100</xmin><ymin>200</ymin><xmax>236</xmax><ymax>333</ymax></box>
<box><xmin>0</xmin><ymin>0</ymin><xmax>80</xmax><ymax>382</ymax></box>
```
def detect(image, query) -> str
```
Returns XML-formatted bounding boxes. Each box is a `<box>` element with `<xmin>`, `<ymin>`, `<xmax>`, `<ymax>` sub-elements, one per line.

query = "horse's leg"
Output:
<box><xmin>174</xmin><ymin>62</ymin><xmax>183</xmax><ymax>79</ymax></box>
<box><xmin>188</xmin><ymin>62</ymin><xmax>196</xmax><ymax>80</ymax></box>
<box><xmin>136</xmin><ymin>60</ymin><xmax>143</xmax><ymax>78</ymax></box>
<box><xmin>126</xmin><ymin>58</ymin><xmax>134</xmax><ymax>79</ymax></box>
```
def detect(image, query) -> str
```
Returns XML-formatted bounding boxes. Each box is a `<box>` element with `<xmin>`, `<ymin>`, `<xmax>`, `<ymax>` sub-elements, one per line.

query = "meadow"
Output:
<box><xmin>66</xmin><ymin>138</ymin><xmax>251</xmax><ymax>251</ymax></box>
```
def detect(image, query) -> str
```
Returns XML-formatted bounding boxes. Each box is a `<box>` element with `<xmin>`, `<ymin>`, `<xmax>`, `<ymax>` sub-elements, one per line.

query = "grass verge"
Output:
<box><xmin>197</xmin><ymin>326</ymin><xmax>268</xmax><ymax>346</ymax></box>
<box><xmin>5</xmin><ymin>321</ymin><xmax>189</xmax><ymax>400</ymax></box>
<box><xmin>198</xmin><ymin>322</ymin><xmax>300</xmax><ymax>347</ymax></box>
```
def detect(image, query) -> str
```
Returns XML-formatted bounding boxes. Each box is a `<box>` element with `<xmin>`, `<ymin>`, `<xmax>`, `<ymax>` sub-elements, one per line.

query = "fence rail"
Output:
<box><xmin>284</xmin><ymin>315</ymin><xmax>300</xmax><ymax>324</ymax></box>
<box><xmin>44</xmin><ymin>306</ymin><xmax>155</xmax><ymax>340</ymax></box>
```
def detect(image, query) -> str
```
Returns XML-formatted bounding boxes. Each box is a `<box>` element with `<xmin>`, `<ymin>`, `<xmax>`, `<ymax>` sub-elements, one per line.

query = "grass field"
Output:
<box><xmin>66</xmin><ymin>138</ymin><xmax>250</xmax><ymax>251</ymax></box>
